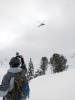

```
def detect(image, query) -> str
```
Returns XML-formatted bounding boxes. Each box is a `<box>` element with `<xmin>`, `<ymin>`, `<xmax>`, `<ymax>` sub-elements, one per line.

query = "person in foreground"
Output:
<box><xmin>0</xmin><ymin>53</ymin><xmax>30</xmax><ymax>100</ymax></box>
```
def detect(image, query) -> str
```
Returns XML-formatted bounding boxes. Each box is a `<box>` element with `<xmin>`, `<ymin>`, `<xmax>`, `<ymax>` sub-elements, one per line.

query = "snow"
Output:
<box><xmin>29</xmin><ymin>69</ymin><xmax>75</xmax><ymax>100</ymax></box>
<box><xmin>0</xmin><ymin>55</ymin><xmax>75</xmax><ymax>100</ymax></box>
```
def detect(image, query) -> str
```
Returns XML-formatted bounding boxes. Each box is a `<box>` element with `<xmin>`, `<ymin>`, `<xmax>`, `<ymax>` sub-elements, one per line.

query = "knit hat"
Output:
<box><xmin>9</xmin><ymin>57</ymin><xmax>21</xmax><ymax>68</ymax></box>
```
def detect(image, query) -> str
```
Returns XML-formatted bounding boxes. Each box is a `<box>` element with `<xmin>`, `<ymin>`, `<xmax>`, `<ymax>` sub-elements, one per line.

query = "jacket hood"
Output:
<box><xmin>8</xmin><ymin>67</ymin><xmax>22</xmax><ymax>73</ymax></box>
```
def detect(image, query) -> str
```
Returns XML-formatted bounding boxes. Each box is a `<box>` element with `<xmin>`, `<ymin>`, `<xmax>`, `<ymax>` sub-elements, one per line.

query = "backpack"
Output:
<box><xmin>14</xmin><ymin>72</ymin><xmax>30</xmax><ymax>100</ymax></box>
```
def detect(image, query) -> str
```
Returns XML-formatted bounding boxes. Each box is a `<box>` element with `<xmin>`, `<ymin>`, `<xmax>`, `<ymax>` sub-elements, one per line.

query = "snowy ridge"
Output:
<box><xmin>30</xmin><ymin>69</ymin><xmax>75</xmax><ymax>100</ymax></box>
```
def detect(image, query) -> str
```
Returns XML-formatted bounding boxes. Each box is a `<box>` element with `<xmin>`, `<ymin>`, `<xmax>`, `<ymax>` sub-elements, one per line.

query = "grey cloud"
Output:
<box><xmin>0</xmin><ymin>0</ymin><xmax>75</xmax><ymax>64</ymax></box>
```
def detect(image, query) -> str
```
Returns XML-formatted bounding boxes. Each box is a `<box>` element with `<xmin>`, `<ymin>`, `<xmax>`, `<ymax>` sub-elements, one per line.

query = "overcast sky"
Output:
<box><xmin>0</xmin><ymin>0</ymin><xmax>75</xmax><ymax>63</ymax></box>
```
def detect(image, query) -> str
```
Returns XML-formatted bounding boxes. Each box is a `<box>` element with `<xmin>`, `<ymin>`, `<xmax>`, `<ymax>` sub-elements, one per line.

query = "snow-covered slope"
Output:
<box><xmin>0</xmin><ymin>54</ymin><xmax>75</xmax><ymax>100</ymax></box>
<box><xmin>29</xmin><ymin>69</ymin><xmax>75</xmax><ymax>100</ymax></box>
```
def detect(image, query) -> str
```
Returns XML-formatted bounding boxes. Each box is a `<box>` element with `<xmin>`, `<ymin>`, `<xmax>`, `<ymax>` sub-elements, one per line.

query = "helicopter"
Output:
<box><xmin>38</xmin><ymin>20</ymin><xmax>45</xmax><ymax>27</ymax></box>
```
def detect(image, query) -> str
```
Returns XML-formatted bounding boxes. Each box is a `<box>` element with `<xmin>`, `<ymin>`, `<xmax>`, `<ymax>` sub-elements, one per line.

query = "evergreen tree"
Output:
<box><xmin>40</xmin><ymin>57</ymin><xmax>48</xmax><ymax>75</ymax></box>
<box><xmin>34</xmin><ymin>57</ymin><xmax>48</xmax><ymax>78</ymax></box>
<box><xmin>34</xmin><ymin>68</ymin><xmax>43</xmax><ymax>78</ymax></box>
<box><xmin>50</xmin><ymin>53</ymin><xmax>68</xmax><ymax>73</ymax></box>
<box><xmin>27</xmin><ymin>58</ymin><xmax>34</xmax><ymax>80</ymax></box>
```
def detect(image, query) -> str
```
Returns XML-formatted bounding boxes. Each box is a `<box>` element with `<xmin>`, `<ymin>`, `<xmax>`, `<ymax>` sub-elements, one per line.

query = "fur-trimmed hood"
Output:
<box><xmin>8</xmin><ymin>67</ymin><xmax>22</xmax><ymax>73</ymax></box>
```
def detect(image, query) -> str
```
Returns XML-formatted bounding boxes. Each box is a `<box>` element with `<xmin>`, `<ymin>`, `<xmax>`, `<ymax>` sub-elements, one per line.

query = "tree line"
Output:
<box><xmin>27</xmin><ymin>53</ymin><xmax>68</xmax><ymax>80</ymax></box>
